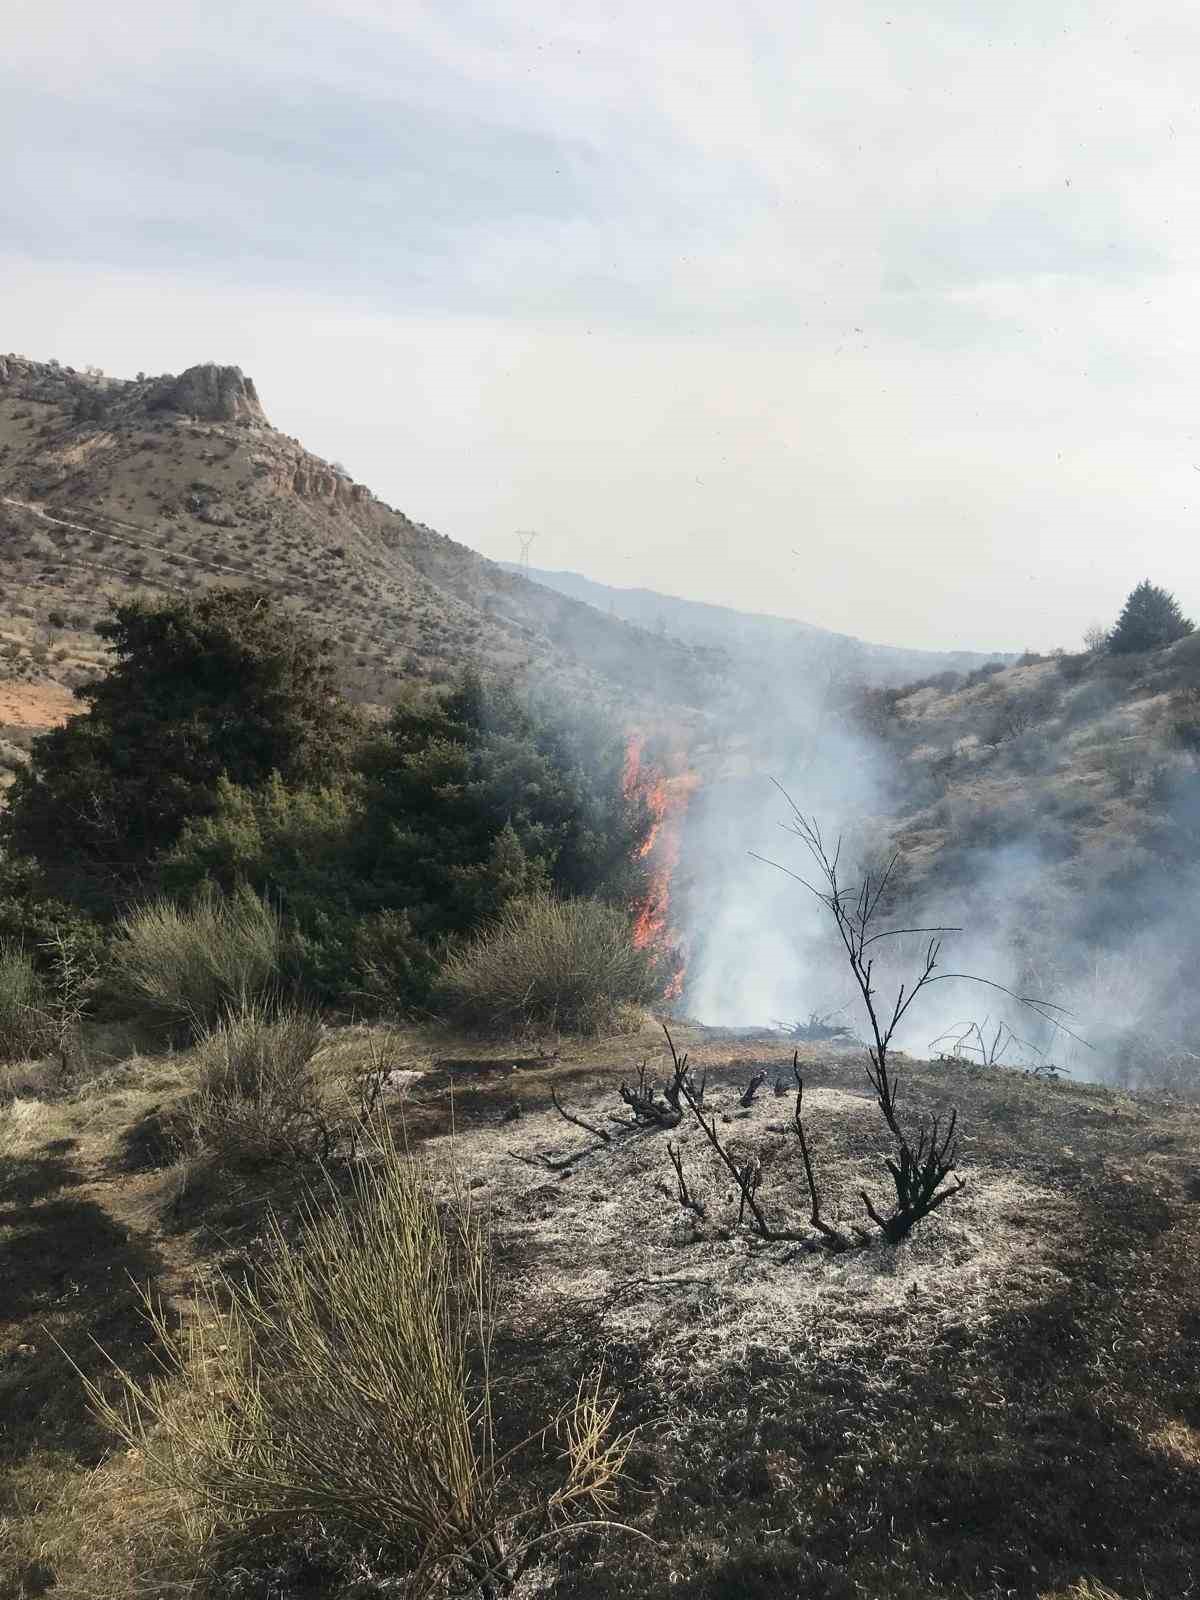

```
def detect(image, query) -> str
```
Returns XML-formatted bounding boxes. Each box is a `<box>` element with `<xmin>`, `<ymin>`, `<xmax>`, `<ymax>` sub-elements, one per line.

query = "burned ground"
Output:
<box><xmin>1</xmin><ymin>1021</ymin><xmax>1197</xmax><ymax>1600</ymax></box>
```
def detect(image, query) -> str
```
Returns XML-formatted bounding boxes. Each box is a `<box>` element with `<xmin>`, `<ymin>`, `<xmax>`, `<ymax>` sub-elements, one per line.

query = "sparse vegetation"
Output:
<box><xmin>4</xmin><ymin>357</ymin><xmax>1200</xmax><ymax>1600</ymax></box>
<box><xmin>83</xmin><ymin>1124</ymin><xmax>631</xmax><ymax>1597</ymax></box>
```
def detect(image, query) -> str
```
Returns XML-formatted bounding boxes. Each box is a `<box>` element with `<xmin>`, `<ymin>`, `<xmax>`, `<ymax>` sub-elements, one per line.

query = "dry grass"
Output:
<box><xmin>181</xmin><ymin>1000</ymin><xmax>335</xmax><ymax>1167</ymax></box>
<box><xmin>3</xmin><ymin>1021</ymin><xmax>1199</xmax><ymax>1600</ymax></box>
<box><xmin>0</xmin><ymin>1093</ymin><xmax>54</xmax><ymax>1157</ymax></box>
<box><xmin>1039</xmin><ymin>1583</ymin><xmax>1129</xmax><ymax>1600</ymax></box>
<box><xmin>108</xmin><ymin>887</ymin><xmax>281</xmax><ymax>1037</ymax></box>
<box><xmin>434</xmin><ymin>894</ymin><xmax>661</xmax><ymax>1035</ymax></box>
<box><xmin>0</xmin><ymin>941</ymin><xmax>54</xmax><ymax>1063</ymax></box>
<box><xmin>81</xmin><ymin>1121</ymin><xmax>630</xmax><ymax>1597</ymax></box>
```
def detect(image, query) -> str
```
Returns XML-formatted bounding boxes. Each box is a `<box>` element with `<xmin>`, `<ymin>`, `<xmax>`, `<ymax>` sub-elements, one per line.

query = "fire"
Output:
<box><xmin>623</xmin><ymin>735</ymin><xmax>698</xmax><ymax>999</ymax></box>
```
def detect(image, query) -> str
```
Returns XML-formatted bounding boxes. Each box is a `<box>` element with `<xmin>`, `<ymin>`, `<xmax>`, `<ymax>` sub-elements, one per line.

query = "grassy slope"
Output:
<box><xmin>2</xmin><ymin>1022</ymin><xmax>1197</xmax><ymax>1600</ymax></box>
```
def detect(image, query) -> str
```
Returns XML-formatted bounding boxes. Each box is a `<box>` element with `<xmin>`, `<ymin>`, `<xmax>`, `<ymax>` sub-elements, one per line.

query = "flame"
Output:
<box><xmin>623</xmin><ymin>736</ymin><xmax>698</xmax><ymax>999</ymax></box>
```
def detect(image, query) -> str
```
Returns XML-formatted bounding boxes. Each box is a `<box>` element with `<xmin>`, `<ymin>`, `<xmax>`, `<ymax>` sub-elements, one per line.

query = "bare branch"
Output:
<box><xmin>551</xmin><ymin>1085</ymin><xmax>611</xmax><ymax>1144</ymax></box>
<box><xmin>666</xmin><ymin>1141</ymin><xmax>706</xmax><ymax>1220</ymax></box>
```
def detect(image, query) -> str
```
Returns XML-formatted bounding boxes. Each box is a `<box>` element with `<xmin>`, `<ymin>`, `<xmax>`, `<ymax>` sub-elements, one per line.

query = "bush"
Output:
<box><xmin>963</xmin><ymin>660</ymin><xmax>1007</xmax><ymax>688</ymax></box>
<box><xmin>183</xmin><ymin>1002</ymin><xmax>335</xmax><ymax>1167</ymax></box>
<box><xmin>0</xmin><ymin>850</ymin><xmax>105</xmax><ymax>979</ymax></box>
<box><xmin>1055</xmin><ymin>650</ymin><xmax>1092</xmax><ymax>684</ymax></box>
<box><xmin>84</xmin><ymin>1125</ymin><xmax>628</xmax><ymax>1595</ymax></box>
<box><xmin>0</xmin><ymin>943</ymin><xmax>53</xmax><ymax>1064</ymax></box>
<box><xmin>433</xmin><ymin>894</ymin><xmax>662</xmax><ymax>1034</ymax></box>
<box><xmin>109</xmin><ymin>887</ymin><xmax>281</xmax><ymax>1038</ymax></box>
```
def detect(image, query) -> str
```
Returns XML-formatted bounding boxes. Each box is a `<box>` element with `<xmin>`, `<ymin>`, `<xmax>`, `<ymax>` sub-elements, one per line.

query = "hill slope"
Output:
<box><xmin>0</xmin><ymin>355</ymin><xmax>721</xmax><ymax>730</ymax></box>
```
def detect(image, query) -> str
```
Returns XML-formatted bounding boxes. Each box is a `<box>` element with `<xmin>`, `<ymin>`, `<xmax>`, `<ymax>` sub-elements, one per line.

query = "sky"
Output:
<box><xmin>4</xmin><ymin>0</ymin><xmax>1200</xmax><ymax>651</ymax></box>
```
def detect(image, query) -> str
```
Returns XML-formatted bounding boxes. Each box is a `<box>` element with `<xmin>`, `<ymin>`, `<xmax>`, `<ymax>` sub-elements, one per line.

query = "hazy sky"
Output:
<box><xmin>5</xmin><ymin>1</ymin><xmax>1199</xmax><ymax>651</ymax></box>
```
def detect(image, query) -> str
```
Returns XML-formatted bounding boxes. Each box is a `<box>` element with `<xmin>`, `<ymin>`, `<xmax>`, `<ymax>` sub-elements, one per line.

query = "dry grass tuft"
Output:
<box><xmin>0</xmin><ymin>1094</ymin><xmax>54</xmax><ymax>1158</ymax></box>
<box><xmin>80</xmin><ymin>1121</ymin><xmax>631</xmax><ymax>1596</ymax></box>
<box><xmin>433</xmin><ymin>894</ymin><xmax>661</xmax><ymax>1035</ymax></box>
<box><xmin>182</xmin><ymin>999</ymin><xmax>334</xmax><ymax>1167</ymax></box>
<box><xmin>109</xmin><ymin>887</ymin><xmax>281</xmax><ymax>1037</ymax></box>
<box><xmin>0</xmin><ymin>941</ymin><xmax>54</xmax><ymax>1064</ymax></box>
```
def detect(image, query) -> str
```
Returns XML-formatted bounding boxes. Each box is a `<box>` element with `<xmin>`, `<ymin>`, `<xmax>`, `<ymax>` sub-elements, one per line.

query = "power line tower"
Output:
<box><xmin>516</xmin><ymin>530</ymin><xmax>537</xmax><ymax>576</ymax></box>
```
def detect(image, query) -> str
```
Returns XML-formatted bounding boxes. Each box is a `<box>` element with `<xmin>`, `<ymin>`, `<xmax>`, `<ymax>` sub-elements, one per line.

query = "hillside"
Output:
<box><xmin>503</xmin><ymin>562</ymin><xmax>1017</xmax><ymax>686</ymax></box>
<box><xmin>853</xmin><ymin>642</ymin><xmax>1200</xmax><ymax>1083</ymax></box>
<box><xmin>2</xmin><ymin>1018</ymin><xmax>1197</xmax><ymax>1600</ymax></box>
<box><xmin>0</xmin><ymin>355</ymin><xmax>721</xmax><ymax>739</ymax></box>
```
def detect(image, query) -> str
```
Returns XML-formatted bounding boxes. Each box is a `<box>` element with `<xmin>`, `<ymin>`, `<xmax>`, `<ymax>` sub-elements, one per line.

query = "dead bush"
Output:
<box><xmin>81</xmin><ymin>1123</ymin><xmax>632</xmax><ymax>1596</ymax></box>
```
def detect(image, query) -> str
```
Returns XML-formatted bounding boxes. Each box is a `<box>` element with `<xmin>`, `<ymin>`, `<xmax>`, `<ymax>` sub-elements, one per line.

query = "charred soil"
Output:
<box><xmin>2</xmin><ymin>1021</ymin><xmax>1197</xmax><ymax>1599</ymax></box>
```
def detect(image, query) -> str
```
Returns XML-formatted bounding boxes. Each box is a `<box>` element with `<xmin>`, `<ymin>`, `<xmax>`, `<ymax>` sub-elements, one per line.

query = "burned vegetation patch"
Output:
<box><xmin>388</xmin><ymin>1008</ymin><xmax>1200</xmax><ymax>1600</ymax></box>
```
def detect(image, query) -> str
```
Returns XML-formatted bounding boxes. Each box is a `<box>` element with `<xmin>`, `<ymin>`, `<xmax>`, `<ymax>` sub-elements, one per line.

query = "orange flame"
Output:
<box><xmin>623</xmin><ymin>736</ymin><xmax>698</xmax><ymax>999</ymax></box>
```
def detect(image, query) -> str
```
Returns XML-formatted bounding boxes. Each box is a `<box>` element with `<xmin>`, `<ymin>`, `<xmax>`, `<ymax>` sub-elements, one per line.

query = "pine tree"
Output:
<box><xmin>1</xmin><ymin>589</ymin><xmax>359</xmax><ymax>904</ymax></box>
<box><xmin>1107</xmin><ymin>580</ymin><xmax>1194</xmax><ymax>655</ymax></box>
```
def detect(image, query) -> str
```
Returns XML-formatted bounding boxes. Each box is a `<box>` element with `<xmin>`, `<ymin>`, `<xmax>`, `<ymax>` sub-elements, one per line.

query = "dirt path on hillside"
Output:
<box><xmin>0</xmin><ymin>677</ymin><xmax>74</xmax><ymax>729</ymax></box>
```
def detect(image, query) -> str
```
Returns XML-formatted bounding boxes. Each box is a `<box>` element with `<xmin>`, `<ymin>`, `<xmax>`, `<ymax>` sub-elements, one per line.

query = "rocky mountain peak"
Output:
<box><xmin>145</xmin><ymin>363</ymin><xmax>269</xmax><ymax>426</ymax></box>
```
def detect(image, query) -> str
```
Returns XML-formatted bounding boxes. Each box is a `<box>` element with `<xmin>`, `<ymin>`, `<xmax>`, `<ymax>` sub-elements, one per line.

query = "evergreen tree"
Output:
<box><xmin>158</xmin><ymin>669</ymin><xmax>654</xmax><ymax>1007</ymax></box>
<box><xmin>2</xmin><ymin>589</ymin><xmax>359</xmax><ymax>904</ymax></box>
<box><xmin>1107</xmin><ymin>580</ymin><xmax>1194</xmax><ymax>655</ymax></box>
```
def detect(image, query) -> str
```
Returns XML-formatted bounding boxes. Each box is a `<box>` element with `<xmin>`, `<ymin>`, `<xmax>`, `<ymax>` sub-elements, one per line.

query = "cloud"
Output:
<box><xmin>5</xmin><ymin>1</ymin><xmax>1200</xmax><ymax>648</ymax></box>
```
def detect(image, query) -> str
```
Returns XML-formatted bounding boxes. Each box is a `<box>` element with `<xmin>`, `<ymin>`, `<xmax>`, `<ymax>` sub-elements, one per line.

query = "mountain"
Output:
<box><xmin>501</xmin><ymin>563</ymin><xmax>1016</xmax><ymax>685</ymax></box>
<box><xmin>0</xmin><ymin>355</ymin><xmax>721</xmax><ymax>751</ymax></box>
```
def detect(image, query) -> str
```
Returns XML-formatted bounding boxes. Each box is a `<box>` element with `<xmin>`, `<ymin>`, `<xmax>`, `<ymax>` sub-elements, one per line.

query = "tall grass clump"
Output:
<box><xmin>0</xmin><ymin>941</ymin><xmax>53</xmax><ymax>1063</ymax></box>
<box><xmin>433</xmin><ymin>894</ymin><xmax>662</xmax><ymax>1034</ymax></box>
<box><xmin>184</xmin><ymin>1000</ymin><xmax>335</xmax><ymax>1167</ymax></box>
<box><xmin>83</xmin><ymin>1125</ymin><xmax>630</xmax><ymax>1596</ymax></box>
<box><xmin>109</xmin><ymin>887</ymin><xmax>281</xmax><ymax>1038</ymax></box>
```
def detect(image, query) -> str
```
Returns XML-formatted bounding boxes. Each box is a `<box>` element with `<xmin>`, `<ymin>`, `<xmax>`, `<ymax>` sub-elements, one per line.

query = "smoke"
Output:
<box><xmin>681</xmin><ymin>655</ymin><xmax>892</xmax><ymax>1028</ymax></box>
<box><xmin>675</xmin><ymin>644</ymin><xmax>1200</xmax><ymax>1095</ymax></box>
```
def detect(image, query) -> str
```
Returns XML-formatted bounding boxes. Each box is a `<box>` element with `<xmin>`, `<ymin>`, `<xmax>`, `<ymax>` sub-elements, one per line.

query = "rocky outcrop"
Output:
<box><xmin>291</xmin><ymin>461</ymin><xmax>371</xmax><ymax>506</ymax></box>
<box><xmin>145</xmin><ymin>364</ymin><xmax>269</xmax><ymax>427</ymax></box>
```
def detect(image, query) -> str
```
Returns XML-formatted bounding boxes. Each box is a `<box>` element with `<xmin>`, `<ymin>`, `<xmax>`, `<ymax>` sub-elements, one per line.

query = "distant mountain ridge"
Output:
<box><xmin>503</xmin><ymin>563</ymin><xmax>1016</xmax><ymax>685</ymax></box>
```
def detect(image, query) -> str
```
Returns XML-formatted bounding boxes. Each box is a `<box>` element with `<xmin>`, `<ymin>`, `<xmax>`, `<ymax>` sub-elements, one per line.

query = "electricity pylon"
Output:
<box><xmin>516</xmin><ymin>530</ymin><xmax>537</xmax><ymax>576</ymax></box>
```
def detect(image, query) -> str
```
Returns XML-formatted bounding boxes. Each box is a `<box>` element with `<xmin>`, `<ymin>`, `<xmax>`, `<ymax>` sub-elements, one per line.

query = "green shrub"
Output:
<box><xmin>84</xmin><ymin>1125</ymin><xmax>628</xmax><ymax>1595</ymax></box>
<box><xmin>184</xmin><ymin>1001</ymin><xmax>334</xmax><ymax>1167</ymax></box>
<box><xmin>0</xmin><ymin>850</ymin><xmax>105</xmax><ymax>980</ymax></box>
<box><xmin>0</xmin><ymin>943</ymin><xmax>53</xmax><ymax>1064</ymax></box>
<box><xmin>433</xmin><ymin>893</ymin><xmax>662</xmax><ymax>1034</ymax></box>
<box><xmin>109</xmin><ymin>887</ymin><xmax>281</xmax><ymax>1037</ymax></box>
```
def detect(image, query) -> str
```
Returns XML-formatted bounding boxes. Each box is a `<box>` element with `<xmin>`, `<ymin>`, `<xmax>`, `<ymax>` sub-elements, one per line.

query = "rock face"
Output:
<box><xmin>146</xmin><ymin>364</ymin><xmax>269</xmax><ymax>426</ymax></box>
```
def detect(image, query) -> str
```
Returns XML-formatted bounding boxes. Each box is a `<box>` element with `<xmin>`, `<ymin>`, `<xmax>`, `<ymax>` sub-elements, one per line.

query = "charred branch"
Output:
<box><xmin>620</xmin><ymin>1031</ymin><xmax>705</xmax><ymax>1128</ymax></box>
<box><xmin>666</xmin><ymin>1141</ymin><xmax>706</xmax><ymax>1219</ymax></box>
<box><xmin>862</xmin><ymin>1109</ymin><xmax>964</xmax><ymax>1243</ymax></box>
<box><xmin>739</xmin><ymin>1071</ymin><xmax>767</xmax><ymax>1107</ymax></box>
<box><xmin>618</xmin><ymin>1060</ymin><xmax>683</xmax><ymax>1128</ymax></box>
<box><xmin>791</xmin><ymin>1057</ymin><xmax>863</xmax><ymax>1251</ymax></box>
<box><xmin>550</xmin><ymin>1084</ymin><xmax>611</xmax><ymax>1144</ymax></box>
